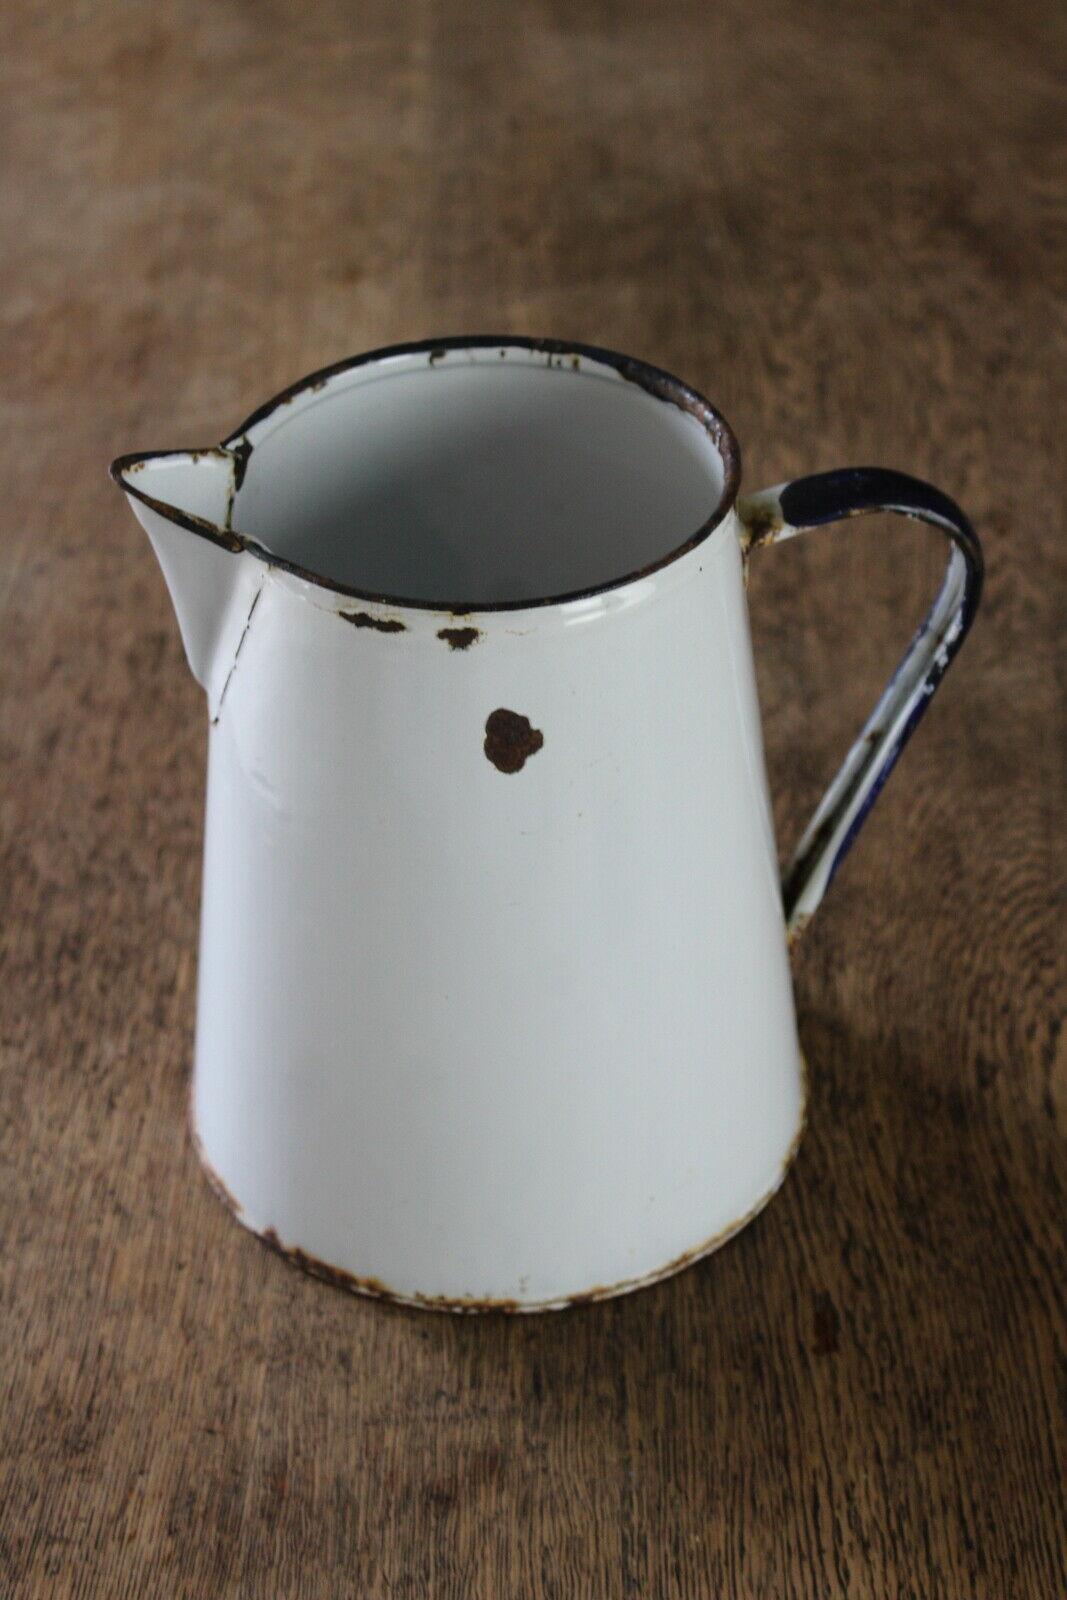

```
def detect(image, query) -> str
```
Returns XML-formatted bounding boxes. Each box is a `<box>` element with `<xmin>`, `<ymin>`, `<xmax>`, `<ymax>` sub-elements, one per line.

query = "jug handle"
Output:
<box><xmin>737</xmin><ymin>467</ymin><xmax>983</xmax><ymax>942</ymax></box>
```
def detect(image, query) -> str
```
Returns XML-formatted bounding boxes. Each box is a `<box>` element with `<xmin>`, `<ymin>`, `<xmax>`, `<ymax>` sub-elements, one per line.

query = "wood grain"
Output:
<box><xmin>1</xmin><ymin>0</ymin><xmax>1064</xmax><ymax>1594</ymax></box>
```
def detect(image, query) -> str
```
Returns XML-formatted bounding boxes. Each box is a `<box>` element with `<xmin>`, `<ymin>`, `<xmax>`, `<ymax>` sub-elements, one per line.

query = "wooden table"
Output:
<box><xmin>2</xmin><ymin>1</ymin><xmax>1063</xmax><ymax>1593</ymax></box>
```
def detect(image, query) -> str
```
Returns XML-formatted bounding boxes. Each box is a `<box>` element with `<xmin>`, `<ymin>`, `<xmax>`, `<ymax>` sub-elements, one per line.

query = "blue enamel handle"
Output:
<box><xmin>738</xmin><ymin>467</ymin><xmax>984</xmax><ymax>940</ymax></box>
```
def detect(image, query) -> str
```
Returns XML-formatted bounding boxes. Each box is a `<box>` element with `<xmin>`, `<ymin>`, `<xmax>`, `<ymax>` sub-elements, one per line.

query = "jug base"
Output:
<box><xmin>187</xmin><ymin>1054</ymin><xmax>808</xmax><ymax>1314</ymax></box>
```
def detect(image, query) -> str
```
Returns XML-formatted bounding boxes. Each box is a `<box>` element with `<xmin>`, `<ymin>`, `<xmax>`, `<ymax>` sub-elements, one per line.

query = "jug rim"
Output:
<box><xmin>110</xmin><ymin>335</ymin><xmax>743</xmax><ymax>614</ymax></box>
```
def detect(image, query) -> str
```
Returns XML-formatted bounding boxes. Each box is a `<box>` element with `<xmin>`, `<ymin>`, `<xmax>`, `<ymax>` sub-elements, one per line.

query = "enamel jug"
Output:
<box><xmin>113</xmin><ymin>337</ymin><xmax>982</xmax><ymax>1311</ymax></box>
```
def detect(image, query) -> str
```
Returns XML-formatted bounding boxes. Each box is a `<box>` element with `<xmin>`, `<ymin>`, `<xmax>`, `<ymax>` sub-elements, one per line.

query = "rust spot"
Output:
<box><xmin>224</xmin><ymin>438</ymin><xmax>252</xmax><ymax>532</ymax></box>
<box><xmin>341</xmin><ymin>610</ymin><xmax>407</xmax><ymax>633</ymax></box>
<box><xmin>563</xmin><ymin>1288</ymin><xmax>604</xmax><ymax>1307</ymax></box>
<box><xmin>812</xmin><ymin>1291</ymin><xmax>841</xmax><ymax>1355</ymax></box>
<box><xmin>230</xmin><ymin>435</ymin><xmax>253</xmax><ymax>490</ymax></box>
<box><xmin>112</xmin><ymin>464</ymin><xmax>246</xmax><ymax>553</ymax></box>
<box><xmin>438</xmin><ymin>625</ymin><xmax>480</xmax><ymax>650</ymax></box>
<box><xmin>428</xmin><ymin>347</ymin><xmax>447</xmax><ymax>365</ymax></box>
<box><xmin>741</xmin><ymin>501</ymin><xmax>783</xmax><ymax>549</ymax></box>
<box><xmin>261</xmin><ymin>1228</ymin><xmax>391</xmax><ymax>1300</ymax></box>
<box><xmin>484</xmin><ymin>708</ymin><xmax>544</xmax><ymax>772</ymax></box>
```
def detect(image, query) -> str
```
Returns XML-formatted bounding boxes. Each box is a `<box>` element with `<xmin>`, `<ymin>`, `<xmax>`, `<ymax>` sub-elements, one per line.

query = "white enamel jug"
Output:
<box><xmin>113</xmin><ymin>337</ymin><xmax>982</xmax><ymax>1310</ymax></box>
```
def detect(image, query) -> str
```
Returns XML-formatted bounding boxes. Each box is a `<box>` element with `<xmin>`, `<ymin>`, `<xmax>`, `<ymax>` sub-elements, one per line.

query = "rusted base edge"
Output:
<box><xmin>189</xmin><ymin>1054</ymin><xmax>808</xmax><ymax>1315</ymax></box>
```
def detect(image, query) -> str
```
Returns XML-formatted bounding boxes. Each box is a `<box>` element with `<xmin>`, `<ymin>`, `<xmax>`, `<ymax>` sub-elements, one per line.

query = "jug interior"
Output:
<box><xmin>232</xmin><ymin>347</ymin><xmax>729</xmax><ymax>605</ymax></box>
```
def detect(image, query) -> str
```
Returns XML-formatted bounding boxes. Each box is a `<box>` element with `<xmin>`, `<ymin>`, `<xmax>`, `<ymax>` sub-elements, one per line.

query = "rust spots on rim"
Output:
<box><xmin>437</xmin><ymin>625</ymin><xmax>481</xmax><ymax>650</ymax></box>
<box><xmin>113</xmin><ymin>336</ymin><xmax>743</xmax><ymax>614</ymax></box>
<box><xmin>189</xmin><ymin>1116</ymin><xmax>525</xmax><ymax>1313</ymax></box>
<box><xmin>188</xmin><ymin>1052</ymin><xmax>808</xmax><ymax>1314</ymax></box>
<box><xmin>259</xmin><ymin>1229</ymin><xmax>524</xmax><ymax>1314</ymax></box>
<box><xmin>261</xmin><ymin>1229</ymin><xmax>394</xmax><ymax>1304</ymax></box>
<box><xmin>484</xmin><ymin>708</ymin><xmax>544</xmax><ymax>772</ymax></box>
<box><xmin>341</xmin><ymin>610</ymin><xmax>407</xmax><ymax>633</ymax></box>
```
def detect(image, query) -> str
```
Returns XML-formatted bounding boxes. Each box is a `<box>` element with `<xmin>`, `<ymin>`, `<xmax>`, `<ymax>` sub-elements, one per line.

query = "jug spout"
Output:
<box><xmin>111</xmin><ymin>446</ymin><xmax>262</xmax><ymax>713</ymax></box>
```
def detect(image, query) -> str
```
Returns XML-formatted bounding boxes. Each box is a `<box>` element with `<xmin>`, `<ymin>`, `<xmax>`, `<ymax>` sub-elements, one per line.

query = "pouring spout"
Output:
<box><xmin>111</xmin><ymin>446</ymin><xmax>262</xmax><ymax>712</ymax></box>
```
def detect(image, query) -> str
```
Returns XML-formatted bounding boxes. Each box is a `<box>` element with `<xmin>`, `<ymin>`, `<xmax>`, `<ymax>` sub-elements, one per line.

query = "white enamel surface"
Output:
<box><xmin>123</xmin><ymin>453</ymin><xmax>243</xmax><ymax>689</ymax></box>
<box><xmin>120</xmin><ymin>351</ymin><xmax>806</xmax><ymax>1308</ymax></box>
<box><xmin>124</xmin><ymin>497</ymin><xmax>266</xmax><ymax>719</ymax></box>
<box><xmin>190</xmin><ymin>538</ymin><xmax>801</xmax><ymax>1304</ymax></box>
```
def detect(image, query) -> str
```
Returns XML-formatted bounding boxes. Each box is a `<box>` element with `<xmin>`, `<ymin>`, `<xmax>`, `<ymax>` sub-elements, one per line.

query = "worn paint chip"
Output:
<box><xmin>484</xmin><ymin>708</ymin><xmax>544</xmax><ymax>772</ymax></box>
<box><xmin>438</xmin><ymin>625</ymin><xmax>481</xmax><ymax>650</ymax></box>
<box><xmin>341</xmin><ymin>611</ymin><xmax>407</xmax><ymax>633</ymax></box>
